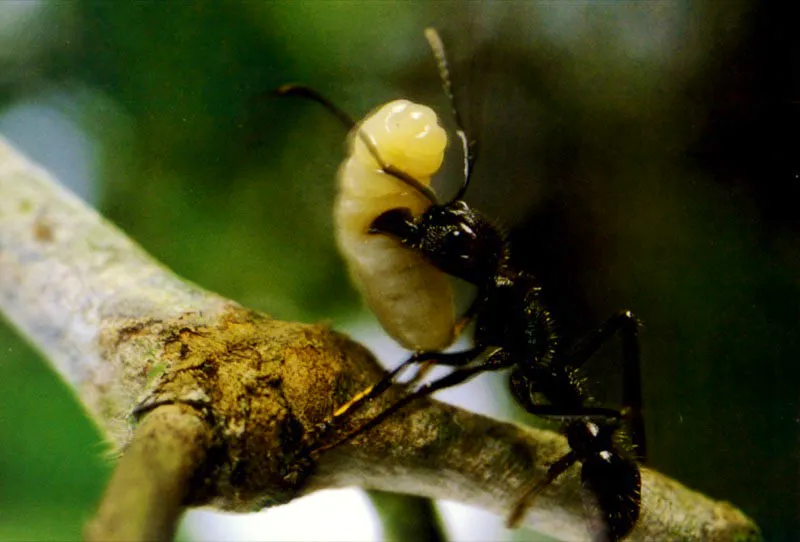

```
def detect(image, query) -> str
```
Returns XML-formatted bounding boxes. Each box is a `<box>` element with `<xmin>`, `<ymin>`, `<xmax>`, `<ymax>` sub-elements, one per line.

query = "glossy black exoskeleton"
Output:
<box><xmin>362</xmin><ymin>187</ymin><xmax>645</xmax><ymax>542</ymax></box>
<box><xmin>279</xmin><ymin>28</ymin><xmax>647</xmax><ymax>542</ymax></box>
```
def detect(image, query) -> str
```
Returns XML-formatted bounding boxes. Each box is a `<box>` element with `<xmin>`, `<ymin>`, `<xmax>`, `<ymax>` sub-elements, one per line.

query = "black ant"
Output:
<box><xmin>279</xmin><ymin>28</ymin><xmax>646</xmax><ymax>542</ymax></box>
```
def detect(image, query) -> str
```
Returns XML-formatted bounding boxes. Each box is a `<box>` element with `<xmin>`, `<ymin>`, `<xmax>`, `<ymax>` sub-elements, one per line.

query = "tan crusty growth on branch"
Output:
<box><xmin>0</xmin><ymin>136</ymin><xmax>761</xmax><ymax>541</ymax></box>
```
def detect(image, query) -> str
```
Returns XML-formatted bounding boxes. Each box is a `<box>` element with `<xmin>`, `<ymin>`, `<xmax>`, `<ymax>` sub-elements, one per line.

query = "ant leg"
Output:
<box><xmin>403</xmin><ymin>345</ymin><xmax>487</xmax><ymax>389</ymax></box>
<box><xmin>506</xmin><ymin>451</ymin><xmax>578</xmax><ymax>528</ymax></box>
<box><xmin>340</xmin><ymin>346</ymin><xmax>487</xmax><ymax>413</ymax></box>
<box><xmin>312</xmin><ymin>349</ymin><xmax>513</xmax><ymax>455</ymax></box>
<box><xmin>274</xmin><ymin>84</ymin><xmax>356</xmax><ymax>130</ymax></box>
<box><xmin>510</xmin><ymin>371</ymin><xmax>623</xmax><ymax>422</ymax></box>
<box><xmin>330</xmin><ymin>356</ymin><xmax>417</xmax><ymax>417</ymax></box>
<box><xmin>276</xmin><ymin>83</ymin><xmax>439</xmax><ymax>205</ymax></box>
<box><xmin>338</xmin><ymin>346</ymin><xmax>487</xmax><ymax>420</ymax></box>
<box><xmin>413</xmin><ymin>346</ymin><xmax>487</xmax><ymax>367</ymax></box>
<box><xmin>306</xmin><ymin>346</ymin><xmax>487</xmax><ymax>447</ymax></box>
<box><xmin>566</xmin><ymin>311</ymin><xmax>646</xmax><ymax>460</ymax></box>
<box><xmin>307</xmin><ymin>353</ymin><xmax>424</xmax><ymax>445</ymax></box>
<box><xmin>520</xmin><ymin>404</ymin><xmax>623</xmax><ymax>422</ymax></box>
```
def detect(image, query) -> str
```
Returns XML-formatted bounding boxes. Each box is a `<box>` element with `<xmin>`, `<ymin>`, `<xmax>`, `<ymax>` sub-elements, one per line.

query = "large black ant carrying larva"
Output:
<box><xmin>278</xmin><ymin>28</ymin><xmax>647</xmax><ymax>542</ymax></box>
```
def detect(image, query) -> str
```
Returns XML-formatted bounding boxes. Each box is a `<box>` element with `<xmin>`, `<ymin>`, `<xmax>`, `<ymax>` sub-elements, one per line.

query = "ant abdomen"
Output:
<box><xmin>581</xmin><ymin>452</ymin><xmax>641</xmax><ymax>541</ymax></box>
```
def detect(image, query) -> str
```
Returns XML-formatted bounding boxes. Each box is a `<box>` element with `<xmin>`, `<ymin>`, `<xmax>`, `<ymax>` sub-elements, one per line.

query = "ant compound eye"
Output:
<box><xmin>353</xmin><ymin>100</ymin><xmax>447</xmax><ymax>179</ymax></box>
<box><xmin>440</xmin><ymin>226</ymin><xmax>473</xmax><ymax>255</ymax></box>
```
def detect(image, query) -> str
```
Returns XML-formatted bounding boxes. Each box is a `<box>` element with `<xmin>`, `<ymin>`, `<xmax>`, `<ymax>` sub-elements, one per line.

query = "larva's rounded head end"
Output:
<box><xmin>355</xmin><ymin>100</ymin><xmax>447</xmax><ymax>180</ymax></box>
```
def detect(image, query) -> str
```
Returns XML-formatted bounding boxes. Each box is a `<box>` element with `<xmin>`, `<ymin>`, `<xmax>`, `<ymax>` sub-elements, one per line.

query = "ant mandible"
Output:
<box><xmin>279</xmin><ymin>28</ymin><xmax>647</xmax><ymax>542</ymax></box>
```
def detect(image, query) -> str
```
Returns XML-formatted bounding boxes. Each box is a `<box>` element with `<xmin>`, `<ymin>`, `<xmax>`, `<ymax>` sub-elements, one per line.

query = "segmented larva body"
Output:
<box><xmin>335</xmin><ymin>100</ymin><xmax>456</xmax><ymax>351</ymax></box>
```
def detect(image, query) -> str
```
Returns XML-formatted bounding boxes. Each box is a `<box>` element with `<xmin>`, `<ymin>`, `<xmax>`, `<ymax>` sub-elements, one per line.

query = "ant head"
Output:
<box><xmin>370</xmin><ymin>200</ymin><xmax>506</xmax><ymax>285</ymax></box>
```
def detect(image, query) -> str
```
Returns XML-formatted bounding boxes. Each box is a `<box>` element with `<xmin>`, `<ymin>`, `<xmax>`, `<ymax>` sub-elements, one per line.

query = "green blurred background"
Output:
<box><xmin>0</xmin><ymin>1</ymin><xmax>797</xmax><ymax>540</ymax></box>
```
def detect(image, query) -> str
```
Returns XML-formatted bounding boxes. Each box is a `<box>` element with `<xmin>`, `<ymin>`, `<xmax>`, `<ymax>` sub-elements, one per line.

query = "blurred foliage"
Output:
<box><xmin>367</xmin><ymin>491</ymin><xmax>446</xmax><ymax>542</ymax></box>
<box><xmin>0</xmin><ymin>1</ymin><xmax>798</xmax><ymax>541</ymax></box>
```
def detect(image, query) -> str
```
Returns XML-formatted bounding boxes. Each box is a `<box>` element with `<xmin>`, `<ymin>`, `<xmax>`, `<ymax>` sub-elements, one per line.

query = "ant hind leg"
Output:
<box><xmin>565</xmin><ymin>310</ymin><xmax>646</xmax><ymax>461</ymax></box>
<box><xmin>506</xmin><ymin>451</ymin><xmax>578</xmax><ymax>528</ymax></box>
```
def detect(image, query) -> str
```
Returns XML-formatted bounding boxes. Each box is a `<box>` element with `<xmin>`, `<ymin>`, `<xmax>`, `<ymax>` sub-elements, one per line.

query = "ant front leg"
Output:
<box><xmin>312</xmin><ymin>348</ymin><xmax>512</xmax><ymax>455</ymax></box>
<box><xmin>305</xmin><ymin>346</ymin><xmax>486</xmax><ymax>448</ymax></box>
<box><xmin>565</xmin><ymin>310</ymin><xmax>646</xmax><ymax>460</ymax></box>
<box><xmin>303</xmin><ymin>352</ymin><xmax>423</xmax><ymax>447</ymax></box>
<box><xmin>398</xmin><ymin>298</ymin><xmax>485</xmax><ymax>389</ymax></box>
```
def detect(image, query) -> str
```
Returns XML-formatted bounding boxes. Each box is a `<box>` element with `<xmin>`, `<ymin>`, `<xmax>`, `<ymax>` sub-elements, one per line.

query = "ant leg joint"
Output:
<box><xmin>616</xmin><ymin>309</ymin><xmax>639</xmax><ymax>325</ymax></box>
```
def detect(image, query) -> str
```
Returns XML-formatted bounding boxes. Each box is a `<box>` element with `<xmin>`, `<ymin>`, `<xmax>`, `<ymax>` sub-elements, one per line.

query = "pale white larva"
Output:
<box><xmin>335</xmin><ymin>99</ymin><xmax>456</xmax><ymax>351</ymax></box>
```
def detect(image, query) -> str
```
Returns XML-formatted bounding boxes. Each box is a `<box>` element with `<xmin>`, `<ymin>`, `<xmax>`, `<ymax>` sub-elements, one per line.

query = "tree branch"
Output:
<box><xmin>84</xmin><ymin>404</ymin><xmax>212</xmax><ymax>541</ymax></box>
<box><xmin>0</xmin><ymin>135</ymin><xmax>761</xmax><ymax>541</ymax></box>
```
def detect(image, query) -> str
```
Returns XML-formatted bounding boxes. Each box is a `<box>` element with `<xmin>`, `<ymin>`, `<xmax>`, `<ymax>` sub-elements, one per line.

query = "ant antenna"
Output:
<box><xmin>424</xmin><ymin>28</ymin><xmax>475</xmax><ymax>202</ymax></box>
<box><xmin>276</xmin><ymin>84</ymin><xmax>439</xmax><ymax>205</ymax></box>
<box><xmin>275</xmin><ymin>84</ymin><xmax>356</xmax><ymax>131</ymax></box>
